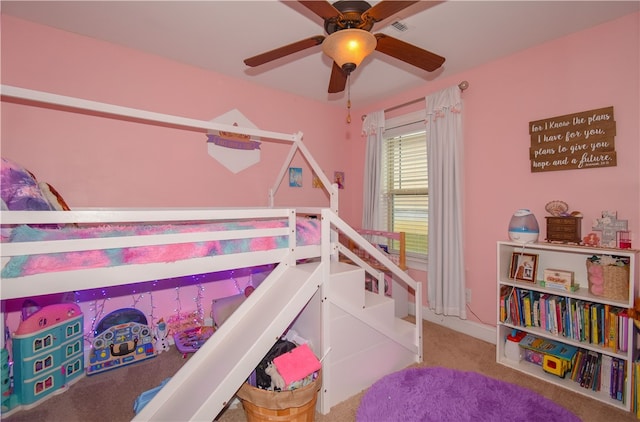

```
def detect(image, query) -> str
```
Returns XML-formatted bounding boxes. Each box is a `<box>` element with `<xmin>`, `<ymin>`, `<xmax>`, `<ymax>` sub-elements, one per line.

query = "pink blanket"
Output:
<box><xmin>2</xmin><ymin>218</ymin><xmax>320</xmax><ymax>278</ymax></box>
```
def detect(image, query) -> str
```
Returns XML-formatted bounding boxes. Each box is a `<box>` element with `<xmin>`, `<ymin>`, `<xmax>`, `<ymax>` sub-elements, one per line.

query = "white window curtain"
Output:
<box><xmin>426</xmin><ymin>85</ymin><xmax>466</xmax><ymax>318</ymax></box>
<box><xmin>361</xmin><ymin>110</ymin><xmax>385</xmax><ymax>230</ymax></box>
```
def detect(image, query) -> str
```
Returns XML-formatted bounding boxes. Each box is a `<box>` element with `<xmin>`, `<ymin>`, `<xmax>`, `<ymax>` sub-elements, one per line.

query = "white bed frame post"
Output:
<box><xmin>319</xmin><ymin>208</ymin><xmax>333</xmax><ymax>414</ymax></box>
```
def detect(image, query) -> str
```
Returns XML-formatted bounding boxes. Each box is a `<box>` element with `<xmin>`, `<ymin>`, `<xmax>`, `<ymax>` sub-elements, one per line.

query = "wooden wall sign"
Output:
<box><xmin>528</xmin><ymin>106</ymin><xmax>616</xmax><ymax>172</ymax></box>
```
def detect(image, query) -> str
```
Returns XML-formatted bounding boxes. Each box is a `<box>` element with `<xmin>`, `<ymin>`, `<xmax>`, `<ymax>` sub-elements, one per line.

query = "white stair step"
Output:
<box><xmin>363</xmin><ymin>290</ymin><xmax>395</xmax><ymax>329</ymax></box>
<box><xmin>326</xmin><ymin>303</ymin><xmax>418</xmax><ymax>410</ymax></box>
<box><xmin>329</xmin><ymin>261</ymin><xmax>366</xmax><ymax>306</ymax></box>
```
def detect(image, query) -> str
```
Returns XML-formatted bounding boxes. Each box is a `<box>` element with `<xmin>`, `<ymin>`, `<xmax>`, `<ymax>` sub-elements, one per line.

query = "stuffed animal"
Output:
<box><xmin>265</xmin><ymin>362</ymin><xmax>286</xmax><ymax>391</ymax></box>
<box><xmin>154</xmin><ymin>318</ymin><xmax>171</xmax><ymax>354</ymax></box>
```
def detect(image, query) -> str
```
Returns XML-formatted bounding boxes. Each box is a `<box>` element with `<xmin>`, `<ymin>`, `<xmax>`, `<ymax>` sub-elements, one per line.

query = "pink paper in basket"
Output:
<box><xmin>273</xmin><ymin>343</ymin><xmax>321</xmax><ymax>387</ymax></box>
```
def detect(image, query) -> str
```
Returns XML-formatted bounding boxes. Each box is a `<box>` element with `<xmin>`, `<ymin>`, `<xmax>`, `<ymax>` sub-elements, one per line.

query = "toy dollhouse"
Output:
<box><xmin>3</xmin><ymin>303</ymin><xmax>84</xmax><ymax>415</ymax></box>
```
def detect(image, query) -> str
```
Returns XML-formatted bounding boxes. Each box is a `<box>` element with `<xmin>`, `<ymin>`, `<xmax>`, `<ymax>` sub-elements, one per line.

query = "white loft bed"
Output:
<box><xmin>0</xmin><ymin>85</ymin><xmax>422</xmax><ymax>421</ymax></box>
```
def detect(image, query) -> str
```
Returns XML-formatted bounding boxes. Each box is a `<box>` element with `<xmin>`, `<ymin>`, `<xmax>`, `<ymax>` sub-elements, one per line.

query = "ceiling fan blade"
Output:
<box><xmin>374</xmin><ymin>33</ymin><xmax>445</xmax><ymax>72</ymax></box>
<box><xmin>244</xmin><ymin>36</ymin><xmax>325</xmax><ymax>67</ymax></box>
<box><xmin>328</xmin><ymin>62</ymin><xmax>347</xmax><ymax>93</ymax></box>
<box><xmin>298</xmin><ymin>1</ymin><xmax>342</xmax><ymax>20</ymax></box>
<box><xmin>365</xmin><ymin>1</ymin><xmax>419</xmax><ymax>22</ymax></box>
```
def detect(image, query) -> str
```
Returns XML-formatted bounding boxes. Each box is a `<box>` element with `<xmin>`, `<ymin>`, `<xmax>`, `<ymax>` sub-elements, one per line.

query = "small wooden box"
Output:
<box><xmin>546</xmin><ymin>216</ymin><xmax>582</xmax><ymax>243</ymax></box>
<box><xmin>542</xmin><ymin>268</ymin><xmax>576</xmax><ymax>292</ymax></box>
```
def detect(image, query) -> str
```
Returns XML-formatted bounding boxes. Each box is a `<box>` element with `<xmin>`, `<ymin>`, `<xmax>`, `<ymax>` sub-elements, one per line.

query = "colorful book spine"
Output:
<box><xmin>523</xmin><ymin>295</ymin><xmax>532</xmax><ymax>327</ymax></box>
<box><xmin>591</xmin><ymin>304</ymin><xmax>598</xmax><ymax>345</ymax></box>
<box><xmin>617</xmin><ymin>358</ymin><xmax>625</xmax><ymax>402</ymax></box>
<box><xmin>600</xmin><ymin>354</ymin><xmax>612</xmax><ymax>395</ymax></box>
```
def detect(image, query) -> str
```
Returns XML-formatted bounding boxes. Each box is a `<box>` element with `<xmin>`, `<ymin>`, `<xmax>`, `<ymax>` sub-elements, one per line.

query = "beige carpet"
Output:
<box><xmin>3</xmin><ymin>320</ymin><xmax>637</xmax><ymax>422</ymax></box>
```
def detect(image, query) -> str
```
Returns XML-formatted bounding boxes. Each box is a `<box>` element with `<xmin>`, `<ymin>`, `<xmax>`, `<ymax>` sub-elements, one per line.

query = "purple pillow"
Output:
<box><xmin>1</xmin><ymin>157</ymin><xmax>54</xmax><ymax>211</ymax></box>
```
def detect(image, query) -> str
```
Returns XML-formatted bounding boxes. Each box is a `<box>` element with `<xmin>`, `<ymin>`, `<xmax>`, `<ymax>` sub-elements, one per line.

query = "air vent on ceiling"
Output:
<box><xmin>390</xmin><ymin>20</ymin><xmax>409</xmax><ymax>32</ymax></box>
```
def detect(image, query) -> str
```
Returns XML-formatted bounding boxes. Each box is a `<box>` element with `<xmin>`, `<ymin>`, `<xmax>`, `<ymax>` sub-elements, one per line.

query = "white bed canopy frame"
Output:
<box><xmin>0</xmin><ymin>84</ymin><xmax>422</xmax><ymax>421</ymax></box>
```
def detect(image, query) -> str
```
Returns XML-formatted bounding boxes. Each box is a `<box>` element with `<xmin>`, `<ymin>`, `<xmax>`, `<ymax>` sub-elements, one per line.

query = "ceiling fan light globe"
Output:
<box><xmin>322</xmin><ymin>29</ymin><xmax>377</xmax><ymax>70</ymax></box>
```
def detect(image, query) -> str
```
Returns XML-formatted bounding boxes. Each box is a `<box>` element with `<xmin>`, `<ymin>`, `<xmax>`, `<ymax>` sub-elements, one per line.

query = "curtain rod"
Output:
<box><xmin>362</xmin><ymin>80</ymin><xmax>469</xmax><ymax>121</ymax></box>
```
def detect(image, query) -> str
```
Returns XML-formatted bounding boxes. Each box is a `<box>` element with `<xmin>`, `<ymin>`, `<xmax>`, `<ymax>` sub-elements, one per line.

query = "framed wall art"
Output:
<box><xmin>312</xmin><ymin>172</ymin><xmax>323</xmax><ymax>188</ymax></box>
<box><xmin>509</xmin><ymin>252</ymin><xmax>538</xmax><ymax>283</ymax></box>
<box><xmin>334</xmin><ymin>171</ymin><xmax>345</xmax><ymax>189</ymax></box>
<box><xmin>289</xmin><ymin>167</ymin><xmax>302</xmax><ymax>187</ymax></box>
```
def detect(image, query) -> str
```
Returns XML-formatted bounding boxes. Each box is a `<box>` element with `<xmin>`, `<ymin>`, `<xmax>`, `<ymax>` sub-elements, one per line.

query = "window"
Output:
<box><xmin>66</xmin><ymin>321</ymin><xmax>81</xmax><ymax>338</ymax></box>
<box><xmin>381</xmin><ymin>112</ymin><xmax>428</xmax><ymax>259</ymax></box>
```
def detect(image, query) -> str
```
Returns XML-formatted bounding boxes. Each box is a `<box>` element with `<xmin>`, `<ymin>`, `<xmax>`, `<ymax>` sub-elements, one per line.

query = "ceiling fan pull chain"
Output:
<box><xmin>346</xmin><ymin>73</ymin><xmax>352</xmax><ymax>124</ymax></box>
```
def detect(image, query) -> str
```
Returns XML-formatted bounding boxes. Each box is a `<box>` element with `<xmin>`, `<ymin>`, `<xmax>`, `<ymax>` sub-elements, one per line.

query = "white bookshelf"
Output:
<box><xmin>496</xmin><ymin>241</ymin><xmax>639</xmax><ymax>411</ymax></box>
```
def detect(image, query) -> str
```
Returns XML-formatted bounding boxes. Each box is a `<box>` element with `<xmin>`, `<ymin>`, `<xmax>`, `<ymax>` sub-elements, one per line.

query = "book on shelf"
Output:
<box><xmin>609</xmin><ymin>308</ymin><xmax>620</xmax><ymax>353</ymax></box>
<box><xmin>591</xmin><ymin>354</ymin><xmax>601</xmax><ymax>392</ymax></box>
<box><xmin>570</xmin><ymin>349</ymin><xmax>583</xmax><ymax>382</ymax></box>
<box><xmin>523</xmin><ymin>294</ymin><xmax>532</xmax><ymax>327</ymax></box>
<box><xmin>618</xmin><ymin>310</ymin><xmax>629</xmax><ymax>352</ymax></box>
<box><xmin>591</xmin><ymin>304</ymin><xmax>599</xmax><ymax>345</ymax></box>
<box><xmin>581</xmin><ymin>351</ymin><xmax>600</xmax><ymax>390</ymax></box>
<box><xmin>500</xmin><ymin>285</ymin><xmax>509</xmax><ymax>322</ymax></box>
<box><xmin>610</xmin><ymin>358</ymin><xmax>626</xmax><ymax>402</ymax></box>
<box><xmin>616</xmin><ymin>358</ymin><xmax>625</xmax><ymax>402</ymax></box>
<box><xmin>583</xmin><ymin>302</ymin><xmax>591</xmax><ymax>344</ymax></box>
<box><xmin>576</xmin><ymin>350</ymin><xmax>590</xmax><ymax>387</ymax></box>
<box><xmin>600</xmin><ymin>354</ymin><xmax>612</xmax><ymax>396</ymax></box>
<box><xmin>631</xmin><ymin>362</ymin><xmax>640</xmax><ymax>419</ymax></box>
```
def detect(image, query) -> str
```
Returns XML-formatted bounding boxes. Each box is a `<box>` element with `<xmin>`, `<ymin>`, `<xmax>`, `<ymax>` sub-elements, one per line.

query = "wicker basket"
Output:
<box><xmin>237</xmin><ymin>371</ymin><xmax>321</xmax><ymax>422</ymax></box>
<box><xmin>586</xmin><ymin>260</ymin><xmax>630</xmax><ymax>301</ymax></box>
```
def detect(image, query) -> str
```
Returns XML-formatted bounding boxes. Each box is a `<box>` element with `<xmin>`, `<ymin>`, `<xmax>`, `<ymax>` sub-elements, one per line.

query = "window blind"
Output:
<box><xmin>382</xmin><ymin>130</ymin><xmax>428</xmax><ymax>255</ymax></box>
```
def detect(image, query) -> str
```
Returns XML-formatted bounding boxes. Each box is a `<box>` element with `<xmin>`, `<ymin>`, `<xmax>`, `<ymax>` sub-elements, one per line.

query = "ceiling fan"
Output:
<box><xmin>243</xmin><ymin>0</ymin><xmax>446</xmax><ymax>94</ymax></box>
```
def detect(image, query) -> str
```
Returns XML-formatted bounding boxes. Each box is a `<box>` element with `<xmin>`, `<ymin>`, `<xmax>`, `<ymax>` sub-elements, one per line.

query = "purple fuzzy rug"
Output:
<box><xmin>356</xmin><ymin>367</ymin><xmax>580</xmax><ymax>422</ymax></box>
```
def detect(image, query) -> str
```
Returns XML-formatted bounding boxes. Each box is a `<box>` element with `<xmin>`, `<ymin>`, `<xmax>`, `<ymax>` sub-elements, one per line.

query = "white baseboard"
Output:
<box><xmin>409</xmin><ymin>304</ymin><xmax>496</xmax><ymax>344</ymax></box>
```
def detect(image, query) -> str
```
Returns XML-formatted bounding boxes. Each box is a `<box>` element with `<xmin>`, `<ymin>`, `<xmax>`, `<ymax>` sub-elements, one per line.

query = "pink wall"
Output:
<box><xmin>1</xmin><ymin>13</ymin><xmax>639</xmax><ymax>331</ymax></box>
<box><xmin>0</xmin><ymin>15</ymin><xmax>355</xmax><ymax>214</ymax></box>
<box><xmin>351</xmin><ymin>12</ymin><xmax>640</xmax><ymax>325</ymax></box>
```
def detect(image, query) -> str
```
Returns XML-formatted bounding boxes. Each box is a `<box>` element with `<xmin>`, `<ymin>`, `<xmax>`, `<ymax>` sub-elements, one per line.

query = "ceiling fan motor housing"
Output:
<box><xmin>324</xmin><ymin>0</ymin><xmax>374</xmax><ymax>34</ymax></box>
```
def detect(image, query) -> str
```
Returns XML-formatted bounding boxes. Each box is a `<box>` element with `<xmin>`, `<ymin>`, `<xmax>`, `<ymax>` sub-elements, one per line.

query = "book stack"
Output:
<box><xmin>499</xmin><ymin>287</ymin><xmax>629</xmax><ymax>351</ymax></box>
<box><xmin>569</xmin><ymin>350</ymin><xmax>625</xmax><ymax>400</ymax></box>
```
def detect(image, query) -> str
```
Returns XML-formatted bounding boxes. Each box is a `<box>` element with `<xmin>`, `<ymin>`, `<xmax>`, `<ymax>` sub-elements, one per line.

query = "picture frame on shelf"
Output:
<box><xmin>509</xmin><ymin>252</ymin><xmax>538</xmax><ymax>283</ymax></box>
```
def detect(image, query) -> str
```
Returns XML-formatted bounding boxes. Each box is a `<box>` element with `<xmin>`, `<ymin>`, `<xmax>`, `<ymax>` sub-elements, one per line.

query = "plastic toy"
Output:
<box><xmin>4</xmin><ymin>302</ymin><xmax>84</xmax><ymax>417</ymax></box>
<box><xmin>154</xmin><ymin>318</ymin><xmax>170</xmax><ymax>354</ymax></box>
<box><xmin>134</xmin><ymin>377</ymin><xmax>171</xmax><ymax>414</ymax></box>
<box><xmin>173</xmin><ymin>326</ymin><xmax>215</xmax><ymax>357</ymax></box>
<box><xmin>543</xmin><ymin>354</ymin><xmax>571</xmax><ymax>378</ymax></box>
<box><xmin>519</xmin><ymin>334</ymin><xmax>576</xmax><ymax>378</ymax></box>
<box><xmin>87</xmin><ymin>308</ymin><xmax>155</xmax><ymax>375</ymax></box>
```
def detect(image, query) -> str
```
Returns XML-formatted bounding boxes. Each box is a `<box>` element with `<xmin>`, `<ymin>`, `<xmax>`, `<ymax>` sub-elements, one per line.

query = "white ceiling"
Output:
<box><xmin>2</xmin><ymin>1</ymin><xmax>638</xmax><ymax>107</ymax></box>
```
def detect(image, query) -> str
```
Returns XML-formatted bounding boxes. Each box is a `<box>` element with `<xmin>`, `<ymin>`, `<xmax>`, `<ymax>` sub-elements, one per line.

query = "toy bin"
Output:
<box><xmin>586</xmin><ymin>259</ymin><xmax>630</xmax><ymax>301</ymax></box>
<box><xmin>236</xmin><ymin>371</ymin><xmax>321</xmax><ymax>422</ymax></box>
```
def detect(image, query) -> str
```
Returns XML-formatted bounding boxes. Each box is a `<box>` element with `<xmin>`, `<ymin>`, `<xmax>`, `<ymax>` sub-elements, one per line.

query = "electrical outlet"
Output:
<box><xmin>465</xmin><ymin>288</ymin><xmax>472</xmax><ymax>303</ymax></box>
